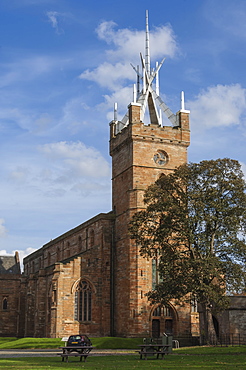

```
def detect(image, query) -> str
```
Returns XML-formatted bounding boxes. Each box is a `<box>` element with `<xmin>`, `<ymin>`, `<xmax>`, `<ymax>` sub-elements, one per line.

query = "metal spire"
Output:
<box><xmin>145</xmin><ymin>10</ymin><xmax>150</xmax><ymax>76</ymax></box>
<box><xmin>114</xmin><ymin>11</ymin><xmax>181</xmax><ymax>133</ymax></box>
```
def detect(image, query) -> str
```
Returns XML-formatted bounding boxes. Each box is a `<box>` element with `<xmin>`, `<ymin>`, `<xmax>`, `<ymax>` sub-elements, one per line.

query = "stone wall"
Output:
<box><xmin>0</xmin><ymin>274</ymin><xmax>21</xmax><ymax>336</ymax></box>
<box><xmin>22</xmin><ymin>212</ymin><xmax>114</xmax><ymax>338</ymax></box>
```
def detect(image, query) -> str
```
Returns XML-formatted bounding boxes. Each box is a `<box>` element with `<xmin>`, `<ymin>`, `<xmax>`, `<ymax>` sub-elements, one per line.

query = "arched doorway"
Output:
<box><xmin>151</xmin><ymin>305</ymin><xmax>175</xmax><ymax>337</ymax></box>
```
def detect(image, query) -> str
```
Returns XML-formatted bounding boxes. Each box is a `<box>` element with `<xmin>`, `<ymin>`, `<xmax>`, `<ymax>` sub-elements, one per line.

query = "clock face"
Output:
<box><xmin>153</xmin><ymin>150</ymin><xmax>168</xmax><ymax>166</ymax></box>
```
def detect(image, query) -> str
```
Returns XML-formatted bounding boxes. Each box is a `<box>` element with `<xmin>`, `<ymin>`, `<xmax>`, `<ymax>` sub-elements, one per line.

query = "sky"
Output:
<box><xmin>0</xmin><ymin>0</ymin><xmax>246</xmax><ymax>264</ymax></box>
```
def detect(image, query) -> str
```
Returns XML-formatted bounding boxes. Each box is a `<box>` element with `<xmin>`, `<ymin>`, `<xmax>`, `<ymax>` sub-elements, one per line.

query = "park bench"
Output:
<box><xmin>58</xmin><ymin>346</ymin><xmax>93</xmax><ymax>362</ymax></box>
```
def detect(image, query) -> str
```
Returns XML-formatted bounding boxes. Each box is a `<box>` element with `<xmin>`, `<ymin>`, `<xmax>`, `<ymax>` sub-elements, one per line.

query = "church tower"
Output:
<box><xmin>110</xmin><ymin>11</ymin><xmax>190</xmax><ymax>337</ymax></box>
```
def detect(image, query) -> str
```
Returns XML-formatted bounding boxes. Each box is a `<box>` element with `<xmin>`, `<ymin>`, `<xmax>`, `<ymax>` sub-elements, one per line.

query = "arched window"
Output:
<box><xmin>3</xmin><ymin>297</ymin><xmax>8</xmax><ymax>310</ymax></box>
<box><xmin>75</xmin><ymin>280</ymin><xmax>92</xmax><ymax>322</ymax></box>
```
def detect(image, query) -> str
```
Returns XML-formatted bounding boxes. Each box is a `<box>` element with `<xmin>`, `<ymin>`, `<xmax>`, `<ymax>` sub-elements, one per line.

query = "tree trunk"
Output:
<box><xmin>199</xmin><ymin>302</ymin><xmax>217</xmax><ymax>345</ymax></box>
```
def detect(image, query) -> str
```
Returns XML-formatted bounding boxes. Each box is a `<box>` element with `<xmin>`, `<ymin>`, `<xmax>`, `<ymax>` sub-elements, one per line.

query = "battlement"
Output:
<box><xmin>110</xmin><ymin>103</ymin><xmax>190</xmax><ymax>159</ymax></box>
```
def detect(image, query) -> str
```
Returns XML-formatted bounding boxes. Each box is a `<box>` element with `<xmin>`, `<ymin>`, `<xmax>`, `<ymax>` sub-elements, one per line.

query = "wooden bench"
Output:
<box><xmin>58</xmin><ymin>352</ymin><xmax>90</xmax><ymax>362</ymax></box>
<box><xmin>58</xmin><ymin>346</ymin><xmax>93</xmax><ymax>362</ymax></box>
<box><xmin>136</xmin><ymin>350</ymin><xmax>169</xmax><ymax>360</ymax></box>
<box><xmin>137</xmin><ymin>344</ymin><xmax>170</xmax><ymax>360</ymax></box>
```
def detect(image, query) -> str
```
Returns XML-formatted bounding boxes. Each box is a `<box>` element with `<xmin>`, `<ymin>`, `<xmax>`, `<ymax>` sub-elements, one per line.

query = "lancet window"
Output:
<box><xmin>75</xmin><ymin>280</ymin><xmax>92</xmax><ymax>322</ymax></box>
<box><xmin>3</xmin><ymin>297</ymin><xmax>8</xmax><ymax>310</ymax></box>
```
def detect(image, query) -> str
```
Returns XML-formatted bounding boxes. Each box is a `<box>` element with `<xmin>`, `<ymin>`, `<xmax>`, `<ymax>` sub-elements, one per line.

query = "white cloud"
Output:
<box><xmin>96</xmin><ymin>21</ymin><xmax>178</xmax><ymax>62</ymax></box>
<box><xmin>0</xmin><ymin>249</ymin><xmax>12</xmax><ymax>255</ymax></box>
<box><xmin>39</xmin><ymin>141</ymin><xmax>110</xmax><ymax>179</ymax></box>
<box><xmin>46</xmin><ymin>11</ymin><xmax>64</xmax><ymax>35</ymax></box>
<box><xmin>0</xmin><ymin>248</ymin><xmax>37</xmax><ymax>271</ymax></box>
<box><xmin>80</xmin><ymin>21</ymin><xmax>179</xmax><ymax>93</ymax></box>
<box><xmin>99</xmin><ymin>86</ymin><xmax>133</xmax><ymax>120</ymax></box>
<box><xmin>0</xmin><ymin>219</ymin><xmax>8</xmax><ymax>237</ymax></box>
<box><xmin>80</xmin><ymin>62</ymin><xmax>134</xmax><ymax>91</ymax></box>
<box><xmin>189</xmin><ymin>84</ymin><xmax>246</xmax><ymax>130</ymax></box>
<box><xmin>18</xmin><ymin>247</ymin><xmax>37</xmax><ymax>264</ymax></box>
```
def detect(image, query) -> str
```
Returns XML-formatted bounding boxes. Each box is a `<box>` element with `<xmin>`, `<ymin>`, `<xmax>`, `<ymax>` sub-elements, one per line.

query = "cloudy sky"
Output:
<box><xmin>0</xmin><ymin>0</ymin><xmax>246</xmax><ymax>263</ymax></box>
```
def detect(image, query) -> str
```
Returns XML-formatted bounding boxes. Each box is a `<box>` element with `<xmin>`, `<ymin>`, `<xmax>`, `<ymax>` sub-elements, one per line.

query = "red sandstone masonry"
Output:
<box><xmin>110</xmin><ymin>103</ymin><xmax>192</xmax><ymax>337</ymax></box>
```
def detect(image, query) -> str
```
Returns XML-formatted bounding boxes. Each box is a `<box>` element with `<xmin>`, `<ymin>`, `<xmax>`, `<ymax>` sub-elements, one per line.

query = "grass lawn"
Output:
<box><xmin>0</xmin><ymin>337</ymin><xmax>143</xmax><ymax>349</ymax></box>
<box><xmin>0</xmin><ymin>347</ymin><xmax>246</xmax><ymax>370</ymax></box>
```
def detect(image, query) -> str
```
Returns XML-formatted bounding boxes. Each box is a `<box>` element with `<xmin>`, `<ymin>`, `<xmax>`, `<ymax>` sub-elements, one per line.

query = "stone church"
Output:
<box><xmin>0</xmin><ymin>13</ymin><xmax>245</xmax><ymax>342</ymax></box>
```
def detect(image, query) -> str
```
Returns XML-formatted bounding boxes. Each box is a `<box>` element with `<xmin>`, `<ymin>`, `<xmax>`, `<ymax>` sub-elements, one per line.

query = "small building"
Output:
<box><xmin>0</xmin><ymin>252</ymin><xmax>22</xmax><ymax>336</ymax></box>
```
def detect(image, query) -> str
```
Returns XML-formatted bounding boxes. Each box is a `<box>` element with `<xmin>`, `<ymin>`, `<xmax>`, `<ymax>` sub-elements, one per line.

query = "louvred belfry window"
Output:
<box><xmin>75</xmin><ymin>280</ymin><xmax>92</xmax><ymax>322</ymax></box>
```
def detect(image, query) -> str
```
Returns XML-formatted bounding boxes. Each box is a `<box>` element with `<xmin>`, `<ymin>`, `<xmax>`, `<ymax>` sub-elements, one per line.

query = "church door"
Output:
<box><xmin>152</xmin><ymin>319</ymin><xmax>160</xmax><ymax>338</ymax></box>
<box><xmin>165</xmin><ymin>319</ymin><xmax>173</xmax><ymax>335</ymax></box>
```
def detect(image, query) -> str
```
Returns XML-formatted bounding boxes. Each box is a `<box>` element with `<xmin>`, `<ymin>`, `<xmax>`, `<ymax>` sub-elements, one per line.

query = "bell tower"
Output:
<box><xmin>109</xmin><ymin>11</ymin><xmax>190</xmax><ymax>337</ymax></box>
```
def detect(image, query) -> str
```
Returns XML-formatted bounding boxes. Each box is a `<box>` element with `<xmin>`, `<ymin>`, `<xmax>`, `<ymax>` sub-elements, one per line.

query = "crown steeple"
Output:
<box><xmin>112</xmin><ymin>11</ymin><xmax>189</xmax><ymax>135</ymax></box>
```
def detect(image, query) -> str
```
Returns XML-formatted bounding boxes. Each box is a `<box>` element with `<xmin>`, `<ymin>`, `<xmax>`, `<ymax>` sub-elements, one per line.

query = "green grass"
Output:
<box><xmin>91</xmin><ymin>336</ymin><xmax>143</xmax><ymax>349</ymax></box>
<box><xmin>0</xmin><ymin>338</ymin><xmax>63</xmax><ymax>349</ymax></box>
<box><xmin>0</xmin><ymin>349</ymin><xmax>246</xmax><ymax>370</ymax></box>
<box><xmin>0</xmin><ymin>337</ymin><xmax>143</xmax><ymax>349</ymax></box>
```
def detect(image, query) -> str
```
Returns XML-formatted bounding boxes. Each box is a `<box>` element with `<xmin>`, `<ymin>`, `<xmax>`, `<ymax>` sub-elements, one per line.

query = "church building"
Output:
<box><xmin>1</xmin><ymin>12</ymin><xmax>199</xmax><ymax>341</ymax></box>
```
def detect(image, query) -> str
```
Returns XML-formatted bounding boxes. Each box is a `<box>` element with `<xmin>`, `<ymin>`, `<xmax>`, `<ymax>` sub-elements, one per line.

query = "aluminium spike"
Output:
<box><xmin>156</xmin><ymin>61</ymin><xmax>159</xmax><ymax>95</ymax></box>
<box><xmin>137</xmin><ymin>65</ymin><xmax>140</xmax><ymax>95</ymax></box>
<box><xmin>145</xmin><ymin>10</ymin><xmax>150</xmax><ymax>76</ymax></box>
<box><xmin>114</xmin><ymin>102</ymin><xmax>118</xmax><ymax>121</ymax></box>
<box><xmin>181</xmin><ymin>91</ymin><xmax>185</xmax><ymax>111</ymax></box>
<box><xmin>142</xmin><ymin>57</ymin><xmax>146</xmax><ymax>94</ymax></box>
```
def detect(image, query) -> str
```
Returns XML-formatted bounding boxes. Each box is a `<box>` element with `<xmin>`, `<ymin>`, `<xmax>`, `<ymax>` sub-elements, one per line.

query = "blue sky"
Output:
<box><xmin>0</xmin><ymin>0</ymin><xmax>246</xmax><ymax>262</ymax></box>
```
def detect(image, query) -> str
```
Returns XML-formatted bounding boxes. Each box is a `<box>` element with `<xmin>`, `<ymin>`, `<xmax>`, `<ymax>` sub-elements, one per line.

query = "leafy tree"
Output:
<box><xmin>129</xmin><ymin>158</ymin><xmax>246</xmax><ymax>342</ymax></box>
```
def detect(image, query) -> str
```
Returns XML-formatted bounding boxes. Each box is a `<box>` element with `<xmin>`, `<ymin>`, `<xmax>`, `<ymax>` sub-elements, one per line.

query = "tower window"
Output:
<box><xmin>153</xmin><ymin>150</ymin><xmax>168</xmax><ymax>166</ymax></box>
<box><xmin>3</xmin><ymin>297</ymin><xmax>8</xmax><ymax>310</ymax></box>
<box><xmin>75</xmin><ymin>280</ymin><xmax>92</xmax><ymax>322</ymax></box>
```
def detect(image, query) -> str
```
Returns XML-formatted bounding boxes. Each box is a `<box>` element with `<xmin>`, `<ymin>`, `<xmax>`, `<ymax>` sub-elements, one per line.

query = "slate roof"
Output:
<box><xmin>0</xmin><ymin>253</ymin><xmax>21</xmax><ymax>274</ymax></box>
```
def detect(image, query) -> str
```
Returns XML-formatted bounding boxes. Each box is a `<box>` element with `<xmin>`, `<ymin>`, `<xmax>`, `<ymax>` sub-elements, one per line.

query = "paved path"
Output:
<box><xmin>0</xmin><ymin>349</ymin><xmax>134</xmax><ymax>358</ymax></box>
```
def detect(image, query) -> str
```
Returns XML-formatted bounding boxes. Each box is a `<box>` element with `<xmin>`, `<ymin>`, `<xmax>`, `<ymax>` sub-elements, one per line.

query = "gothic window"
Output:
<box><xmin>152</xmin><ymin>257</ymin><xmax>162</xmax><ymax>288</ymax></box>
<box><xmin>3</xmin><ymin>297</ymin><xmax>8</xmax><ymax>310</ymax></box>
<box><xmin>152</xmin><ymin>259</ymin><xmax>157</xmax><ymax>289</ymax></box>
<box><xmin>75</xmin><ymin>280</ymin><xmax>92</xmax><ymax>322</ymax></box>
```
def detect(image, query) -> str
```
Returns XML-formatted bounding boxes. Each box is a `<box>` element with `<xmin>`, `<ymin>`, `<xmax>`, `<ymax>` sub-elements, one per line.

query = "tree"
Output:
<box><xmin>129</xmin><ymin>158</ymin><xmax>246</xmax><ymax>342</ymax></box>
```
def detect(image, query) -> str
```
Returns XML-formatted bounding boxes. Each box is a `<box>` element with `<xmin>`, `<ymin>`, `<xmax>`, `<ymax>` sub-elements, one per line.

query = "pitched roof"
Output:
<box><xmin>0</xmin><ymin>252</ymin><xmax>21</xmax><ymax>274</ymax></box>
